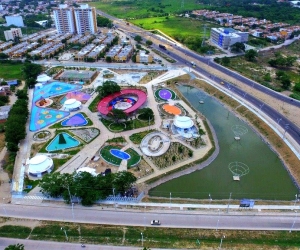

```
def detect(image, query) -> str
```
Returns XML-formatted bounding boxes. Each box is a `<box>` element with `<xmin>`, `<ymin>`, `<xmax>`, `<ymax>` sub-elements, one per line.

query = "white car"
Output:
<box><xmin>150</xmin><ymin>220</ymin><xmax>161</xmax><ymax>225</ymax></box>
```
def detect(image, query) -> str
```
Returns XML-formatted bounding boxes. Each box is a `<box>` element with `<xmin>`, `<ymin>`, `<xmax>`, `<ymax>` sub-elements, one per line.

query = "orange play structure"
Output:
<box><xmin>162</xmin><ymin>104</ymin><xmax>181</xmax><ymax>115</ymax></box>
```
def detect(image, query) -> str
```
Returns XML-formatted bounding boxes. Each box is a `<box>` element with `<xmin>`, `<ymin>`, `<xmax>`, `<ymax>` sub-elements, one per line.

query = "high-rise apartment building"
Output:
<box><xmin>53</xmin><ymin>4</ymin><xmax>97</xmax><ymax>35</ymax></box>
<box><xmin>53</xmin><ymin>4</ymin><xmax>76</xmax><ymax>34</ymax></box>
<box><xmin>74</xmin><ymin>4</ymin><xmax>97</xmax><ymax>35</ymax></box>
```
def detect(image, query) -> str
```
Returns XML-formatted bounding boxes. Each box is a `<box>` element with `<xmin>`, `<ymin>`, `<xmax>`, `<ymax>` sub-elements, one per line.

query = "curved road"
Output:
<box><xmin>103</xmin><ymin>11</ymin><xmax>300</xmax><ymax>148</ymax></box>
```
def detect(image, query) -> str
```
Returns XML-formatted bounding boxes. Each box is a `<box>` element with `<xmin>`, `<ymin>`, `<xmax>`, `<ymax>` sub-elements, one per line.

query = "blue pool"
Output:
<box><xmin>110</xmin><ymin>149</ymin><xmax>131</xmax><ymax>160</ymax></box>
<box><xmin>46</xmin><ymin>132</ymin><xmax>80</xmax><ymax>152</ymax></box>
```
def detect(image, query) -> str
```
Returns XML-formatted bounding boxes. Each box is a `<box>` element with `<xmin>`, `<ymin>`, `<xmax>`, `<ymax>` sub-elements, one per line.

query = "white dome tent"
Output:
<box><xmin>174</xmin><ymin>115</ymin><xmax>194</xmax><ymax>129</ymax></box>
<box><xmin>62</xmin><ymin>98</ymin><xmax>81</xmax><ymax>111</ymax></box>
<box><xmin>76</xmin><ymin>167</ymin><xmax>98</xmax><ymax>177</ymax></box>
<box><xmin>28</xmin><ymin>155</ymin><xmax>53</xmax><ymax>177</ymax></box>
<box><xmin>173</xmin><ymin>115</ymin><xmax>196</xmax><ymax>139</ymax></box>
<box><xmin>37</xmin><ymin>74</ymin><xmax>51</xmax><ymax>84</ymax></box>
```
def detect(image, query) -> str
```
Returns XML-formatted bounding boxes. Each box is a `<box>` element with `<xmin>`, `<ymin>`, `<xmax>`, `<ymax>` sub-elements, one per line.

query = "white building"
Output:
<box><xmin>74</xmin><ymin>4</ymin><xmax>97</xmax><ymax>35</ymax></box>
<box><xmin>28</xmin><ymin>155</ymin><xmax>54</xmax><ymax>177</ymax></box>
<box><xmin>136</xmin><ymin>51</ymin><xmax>153</xmax><ymax>63</ymax></box>
<box><xmin>5</xmin><ymin>15</ymin><xmax>24</xmax><ymax>27</ymax></box>
<box><xmin>4</xmin><ymin>28</ymin><xmax>22</xmax><ymax>41</ymax></box>
<box><xmin>53</xmin><ymin>4</ymin><xmax>76</xmax><ymax>34</ymax></box>
<box><xmin>210</xmin><ymin>28</ymin><xmax>249</xmax><ymax>49</ymax></box>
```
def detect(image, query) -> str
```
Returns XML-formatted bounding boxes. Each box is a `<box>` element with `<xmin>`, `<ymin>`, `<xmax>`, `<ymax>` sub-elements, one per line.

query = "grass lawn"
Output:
<box><xmin>129</xmin><ymin>129</ymin><xmax>156</xmax><ymax>144</ymax></box>
<box><xmin>3</xmin><ymin>222</ymin><xmax>300</xmax><ymax>248</ymax></box>
<box><xmin>90</xmin><ymin>0</ymin><xmax>204</xmax><ymax>19</ymax></box>
<box><xmin>125</xmin><ymin>148</ymin><xmax>141</xmax><ymax>167</ymax></box>
<box><xmin>0</xmin><ymin>62</ymin><xmax>24</xmax><ymax>80</ymax></box>
<box><xmin>88</xmin><ymin>94</ymin><xmax>101</xmax><ymax>112</ymax></box>
<box><xmin>131</xmin><ymin>16</ymin><xmax>213</xmax><ymax>40</ymax></box>
<box><xmin>101</xmin><ymin>118</ymin><xmax>154</xmax><ymax>132</ymax></box>
<box><xmin>100</xmin><ymin>145</ymin><xmax>122</xmax><ymax>166</ymax></box>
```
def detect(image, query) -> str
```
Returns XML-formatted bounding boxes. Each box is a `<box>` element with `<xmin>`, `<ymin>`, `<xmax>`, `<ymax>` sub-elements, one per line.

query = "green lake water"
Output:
<box><xmin>149</xmin><ymin>85</ymin><xmax>298</xmax><ymax>200</ymax></box>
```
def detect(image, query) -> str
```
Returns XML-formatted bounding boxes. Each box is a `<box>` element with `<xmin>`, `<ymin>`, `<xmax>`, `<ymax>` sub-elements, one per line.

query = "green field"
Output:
<box><xmin>0</xmin><ymin>62</ymin><xmax>24</xmax><ymax>80</ymax></box>
<box><xmin>90</xmin><ymin>0</ymin><xmax>204</xmax><ymax>19</ymax></box>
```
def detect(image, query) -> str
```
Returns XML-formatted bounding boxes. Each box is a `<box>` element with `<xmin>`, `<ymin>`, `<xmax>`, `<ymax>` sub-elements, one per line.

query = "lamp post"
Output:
<box><xmin>283</xmin><ymin>124</ymin><xmax>289</xmax><ymax>139</ymax></box>
<box><xmin>289</xmin><ymin>210</ymin><xmax>298</xmax><ymax>233</ymax></box>
<box><xmin>71</xmin><ymin>202</ymin><xmax>74</xmax><ymax>221</ymax></box>
<box><xmin>169</xmin><ymin>192</ymin><xmax>172</xmax><ymax>208</ymax></box>
<box><xmin>227</xmin><ymin>192</ymin><xmax>232</xmax><ymax>213</ymax></box>
<box><xmin>219</xmin><ymin>235</ymin><xmax>225</xmax><ymax>249</ymax></box>
<box><xmin>113</xmin><ymin>188</ymin><xmax>116</xmax><ymax>208</ymax></box>
<box><xmin>209</xmin><ymin>193</ymin><xmax>212</xmax><ymax>208</ymax></box>
<box><xmin>61</xmin><ymin>227</ymin><xmax>68</xmax><ymax>241</ymax></box>
<box><xmin>141</xmin><ymin>232</ymin><xmax>144</xmax><ymax>247</ymax></box>
<box><xmin>294</xmin><ymin>194</ymin><xmax>298</xmax><ymax>208</ymax></box>
<box><xmin>216</xmin><ymin>209</ymin><xmax>220</xmax><ymax>231</ymax></box>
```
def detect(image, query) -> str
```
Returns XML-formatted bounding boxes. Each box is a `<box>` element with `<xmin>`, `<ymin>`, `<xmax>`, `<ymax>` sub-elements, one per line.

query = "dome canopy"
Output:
<box><xmin>37</xmin><ymin>74</ymin><xmax>51</xmax><ymax>83</ymax></box>
<box><xmin>63</xmin><ymin>98</ymin><xmax>81</xmax><ymax>111</ymax></box>
<box><xmin>28</xmin><ymin>155</ymin><xmax>53</xmax><ymax>176</ymax></box>
<box><xmin>174</xmin><ymin>115</ymin><xmax>194</xmax><ymax>129</ymax></box>
<box><xmin>76</xmin><ymin>167</ymin><xmax>97</xmax><ymax>176</ymax></box>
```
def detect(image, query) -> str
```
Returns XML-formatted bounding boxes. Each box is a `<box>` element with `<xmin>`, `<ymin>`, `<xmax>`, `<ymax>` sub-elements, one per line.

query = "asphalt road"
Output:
<box><xmin>1</xmin><ymin>204</ymin><xmax>300</xmax><ymax>231</ymax></box>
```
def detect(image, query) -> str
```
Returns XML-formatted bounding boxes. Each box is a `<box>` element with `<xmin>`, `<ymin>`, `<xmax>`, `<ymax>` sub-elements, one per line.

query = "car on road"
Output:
<box><xmin>151</xmin><ymin>220</ymin><xmax>161</xmax><ymax>225</ymax></box>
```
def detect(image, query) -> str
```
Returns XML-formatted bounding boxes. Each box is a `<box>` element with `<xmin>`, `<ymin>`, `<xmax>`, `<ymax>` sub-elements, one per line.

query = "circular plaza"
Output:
<box><xmin>140</xmin><ymin>131</ymin><xmax>171</xmax><ymax>157</ymax></box>
<box><xmin>155</xmin><ymin>88</ymin><xmax>176</xmax><ymax>101</ymax></box>
<box><xmin>97</xmin><ymin>89</ymin><xmax>147</xmax><ymax>115</ymax></box>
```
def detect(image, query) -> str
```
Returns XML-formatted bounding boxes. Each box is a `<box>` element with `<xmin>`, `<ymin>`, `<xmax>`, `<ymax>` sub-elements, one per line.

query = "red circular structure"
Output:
<box><xmin>97</xmin><ymin>89</ymin><xmax>147</xmax><ymax>115</ymax></box>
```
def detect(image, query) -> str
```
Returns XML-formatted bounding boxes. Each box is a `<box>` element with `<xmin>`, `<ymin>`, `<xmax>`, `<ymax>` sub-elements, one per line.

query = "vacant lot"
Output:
<box><xmin>90</xmin><ymin>0</ymin><xmax>204</xmax><ymax>19</ymax></box>
<box><xmin>0</xmin><ymin>62</ymin><xmax>24</xmax><ymax>80</ymax></box>
<box><xmin>131</xmin><ymin>16</ymin><xmax>214</xmax><ymax>40</ymax></box>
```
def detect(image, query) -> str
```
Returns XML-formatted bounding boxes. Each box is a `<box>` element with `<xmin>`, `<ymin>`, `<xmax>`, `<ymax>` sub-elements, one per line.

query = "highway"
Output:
<box><xmin>1</xmin><ymin>204</ymin><xmax>300</xmax><ymax>231</ymax></box>
<box><xmin>96</xmin><ymin>10</ymin><xmax>300</xmax><ymax>149</ymax></box>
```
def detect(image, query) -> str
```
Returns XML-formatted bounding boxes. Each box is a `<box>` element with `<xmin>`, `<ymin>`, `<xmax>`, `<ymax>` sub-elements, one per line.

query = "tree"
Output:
<box><xmin>0</xmin><ymin>53</ymin><xmax>9</xmax><ymax>59</ymax></box>
<box><xmin>96</xmin><ymin>81</ymin><xmax>120</xmax><ymax>98</ymax></box>
<box><xmin>230</xmin><ymin>42</ymin><xmax>245</xmax><ymax>53</ymax></box>
<box><xmin>108</xmin><ymin>109</ymin><xmax>127</xmax><ymax>123</ymax></box>
<box><xmin>112</xmin><ymin>171</ymin><xmax>137</xmax><ymax>195</ymax></box>
<box><xmin>221</xmin><ymin>56</ymin><xmax>230</xmax><ymax>65</ymax></box>
<box><xmin>73</xmin><ymin>172</ymin><xmax>99</xmax><ymax>206</ymax></box>
<box><xmin>138</xmin><ymin>108</ymin><xmax>154</xmax><ymax>120</ymax></box>
<box><xmin>134</xmin><ymin>35</ymin><xmax>142</xmax><ymax>43</ymax></box>
<box><xmin>105</xmin><ymin>56</ymin><xmax>112</xmax><ymax>63</ymax></box>
<box><xmin>5</xmin><ymin>244</ymin><xmax>25</xmax><ymax>250</ymax></box>
<box><xmin>294</xmin><ymin>82</ymin><xmax>300</xmax><ymax>92</ymax></box>
<box><xmin>22</xmin><ymin>62</ymin><xmax>42</xmax><ymax>85</ymax></box>
<box><xmin>96</xmin><ymin>16</ymin><xmax>113</xmax><ymax>28</ymax></box>
<box><xmin>244</xmin><ymin>49</ymin><xmax>258</xmax><ymax>62</ymax></box>
<box><xmin>263</xmin><ymin>73</ymin><xmax>272</xmax><ymax>82</ymax></box>
<box><xmin>146</xmin><ymin>40</ymin><xmax>153</xmax><ymax>46</ymax></box>
<box><xmin>40</xmin><ymin>172</ymin><xmax>75</xmax><ymax>202</ymax></box>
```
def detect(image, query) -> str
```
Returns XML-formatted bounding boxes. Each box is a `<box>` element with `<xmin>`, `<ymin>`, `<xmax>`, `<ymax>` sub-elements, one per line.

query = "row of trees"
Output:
<box><xmin>39</xmin><ymin>171</ymin><xmax>137</xmax><ymax>206</ymax></box>
<box><xmin>5</xmin><ymin>89</ymin><xmax>28</xmax><ymax>152</ymax></box>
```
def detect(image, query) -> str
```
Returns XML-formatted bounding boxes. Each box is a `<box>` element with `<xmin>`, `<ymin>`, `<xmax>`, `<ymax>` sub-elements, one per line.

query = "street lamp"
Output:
<box><xmin>294</xmin><ymin>194</ymin><xmax>298</xmax><ymax>208</ymax></box>
<box><xmin>216</xmin><ymin>209</ymin><xmax>220</xmax><ymax>231</ymax></box>
<box><xmin>113</xmin><ymin>188</ymin><xmax>116</xmax><ymax>207</ymax></box>
<box><xmin>219</xmin><ymin>235</ymin><xmax>226</xmax><ymax>249</ymax></box>
<box><xmin>289</xmin><ymin>210</ymin><xmax>298</xmax><ymax>233</ymax></box>
<box><xmin>61</xmin><ymin>227</ymin><xmax>68</xmax><ymax>241</ymax></box>
<box><xmin>141</xmin><ymin>232</ymin><xmax>144</xmax><ymax>247</ymax></box>
<box><xmin>283</xmin><ymin>124</ymin><xmax>289</xmax><ymax>139</ymax></box>
<box><xmin>169</xmin><ymin>192</ymin><xmax>172</xmax><ymax>208</ymax></box>
<box><xmin>71</xmin><ymin>202</ymin><xmax>74</xmax><ymax>221</ymax></box>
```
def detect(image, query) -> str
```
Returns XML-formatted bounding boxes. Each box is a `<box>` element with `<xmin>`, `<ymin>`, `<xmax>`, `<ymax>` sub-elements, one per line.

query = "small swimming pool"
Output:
<box><xmin>61</xmin><ymin>113</ymin><xmax>88</xmax><ymax>127</ymax></box>
<box><xmin>46</xmin><ymin>132</ymin><xmax>80</xmax><ymax>152</ymax></box>
<box><xmin>110</xmin><ymin>149</ymin><xmax>131</xmax><ymax>160</ymax></box>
